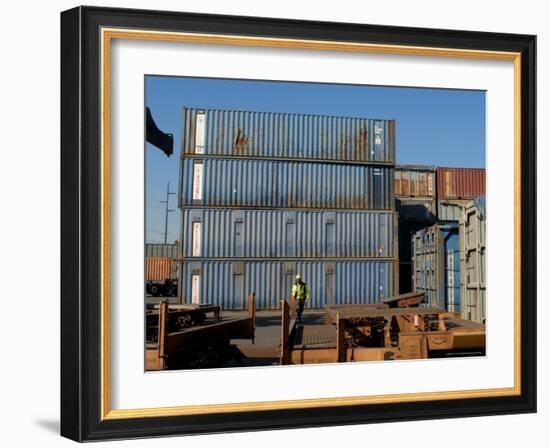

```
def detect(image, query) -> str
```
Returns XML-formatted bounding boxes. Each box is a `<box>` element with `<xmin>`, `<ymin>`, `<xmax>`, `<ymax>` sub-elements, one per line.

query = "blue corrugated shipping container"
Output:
<box><xmin>180</xmin><ymin>158</ymin><xmax>393</xmax><ymax>210</ymax></box>
<box><xmin>182</xmin><ymin>107</ymin><xmax>395</xmax><ymax>163</ymax></box>
<box><xmin>180</xmin><ymin>260</ymin><xmax>395</xmax><ymax>309</ymax></box>
<box><xmin>412</xmin><ymin>224</ymin><xmax>460</xmax><ymax>313</ymax></box>
<box><xmin>182</xmin><ymin>209</ymin><xmax>396</xmax><ymax>258</ymax></box>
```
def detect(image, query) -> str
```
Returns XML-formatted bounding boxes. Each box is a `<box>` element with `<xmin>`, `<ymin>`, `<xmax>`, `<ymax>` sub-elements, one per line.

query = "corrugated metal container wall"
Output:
<box><xmin>145</xmin><ymin>243</ymin><xmax>179</xmax><ymax>259</ymax></box>
<box><xmin>460</xmin><ymin>198</ymin><xmax>486</xmax><ymax>322</ymax></box>
<box><xmin>180</xmin><ymin>158</ymin><xmax>393</xmax><ymax>210</ymax></box>
<box><xmin>396</xmin><ymin>198</ymin><xmax>437</xmax><ymax>224</ymax></box>
<box><xmin>146</xmin><ymin>258</ymin><xmax>178</xmax><ymax>281</ymax></box>
<box><xmin>438</xmin><ymin>199</ymin><xmax>472</xmax><ymax>222</ymax></box>
<box><xmin>412</xmin><ymin>224</ymin><xmax>461</xmax><ymax>313</ymax></box>
<box><xmin>180</xmin><ymin>260</ymin><xmax>395</xmax><ymax>309</ymax></box>
<box><xmin>437</xmin><ymin>167</ymin><xmax>486</xmax><ymax>200</ymax></box>
<box><xmin>182</xmin><ymin>209</ymin><xmax>396</xmax><ymax>259</ymax></box>
<box><xmin>182</xmin><ymin>107</ymin><xmax>395</xmax><ymax>163</ymax></box>
<box><xmin>394</xmin><ymin>166</ymin><xmax>436</xmax><ymax>198</ymax></box>
<box><xmin>397</xmin><ymin>222</ymin><xmax>429</xmax><ymax>294</ymax></box>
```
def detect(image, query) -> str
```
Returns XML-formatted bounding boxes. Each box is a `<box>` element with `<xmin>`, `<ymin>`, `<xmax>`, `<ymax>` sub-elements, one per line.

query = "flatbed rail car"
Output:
<box><xmin>280</xmin><ymin>299</ymin><xmax>485</xmax><ymax>365</ymax></box>
<box><xmin>146</xmin><ymin>294</ymin><xmax>256</xmax><ymax>370</ymax></box>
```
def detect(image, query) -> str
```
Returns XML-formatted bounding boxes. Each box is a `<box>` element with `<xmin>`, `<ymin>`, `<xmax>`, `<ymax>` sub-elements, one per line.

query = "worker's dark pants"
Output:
<box><xmin>297</xmin><ymin>299</ymin><xmax>306</xmax><ymax>320</ymax></box>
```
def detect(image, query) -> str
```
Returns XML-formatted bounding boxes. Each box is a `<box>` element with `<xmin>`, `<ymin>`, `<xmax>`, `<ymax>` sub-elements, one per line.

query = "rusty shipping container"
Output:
<box><xmin>182</xmin><ymin>209</ymin><xmax>396</xmax><ymax>259</ymax></box>
<box><xmin>179</xmin><ymin>259</ymin><xmax>396</xmax><ymax>309</ymax></box>
<box><xmin>459</xmin><ymin>198</ymin><xmax>486</xmax><ymax>322</ymax></box>
<box><xmin>412</xmin><ymin>224</ymin><xmax>461</xmax><ymax>313</ymax></box>
<box><xmin>145</xmin><ymin>243</ymin><xmax>179</xmax><ymax>259</ymax></box>
<box><xmin>180</xmin><ymin>158</ymin><xmax>394</xmax><ymax>210</ymax></box>
<box><xmin>437</xmin><ymin>167</ymin><xmax>485</xmax><ymax>200</ymax></box>
<box><xmin>394</xmin><ymin>165</ymin><xmax>436</xmax><ymax>198</ymax></box>
<box><xmin>182</xmin><ymin>107</ymin><xmax>395</xmax><ymax>163</ymax></box>
<box><xmin>394</xmin><ymin>166</ymin><xmax>437</xmax><ymax>225</ymax></box>
<box><xmin>146</xmin><ymin>258</ymin><xmax>178</xmax><ymax>281</ymax></box>
<box><xmin>394</xmin><ymin>166</ymin><xmax>437</xmax><ymax>293</ymax></box>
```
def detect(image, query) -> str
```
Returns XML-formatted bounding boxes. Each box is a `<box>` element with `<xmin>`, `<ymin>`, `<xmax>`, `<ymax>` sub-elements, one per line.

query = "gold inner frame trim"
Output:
<box><xmin>100</xmin><ymin>27</ymin><xmax>522</xmax><ymax>420</ymax></box>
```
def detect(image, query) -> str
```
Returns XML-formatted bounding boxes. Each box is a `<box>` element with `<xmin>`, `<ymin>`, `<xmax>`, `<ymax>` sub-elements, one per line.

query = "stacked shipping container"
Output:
<box><xmin>179</xmin><ymin>107</ymin><xmax>397</xmax><ymax>309</ymax></box>
<box><xmin>394</xmin><ymin>165</ymin><xmax>438</xmax><ymax>293</ymax></box>
<box><xmin>394</xmin><ymin>165</ymin><xmax>485</xmax><ymax>223</ymax></box>
<box><xmin>459</xmin><ymin>198</ymin><xmax>486</xmax><ymax>322</ymax></box>
<box><xmin>181</xmin><ymin>108</ymin><xmax>395</xmax><ymax>162</ymax></box>
<box><xmin>146</xmin><ymin>243</ymin><xmax>179</xmax><ymax>259</ymax></box>
<box><xmin>411</xmin><ymin>224</ymin><xmax>461</xmax><ymax>312</ymax></box>
<box><xmin>394</xmin><ymin>165</ymin><xmax>486</xmax><ymax>296</ymax></box>
<box><xmin>181</xmin><ymin>209</ymin><xmax>396</xmax><ymax>259</ymax></box>
<box><xmin>394</xmin><ymin>165</ymin><xmax>437</xmax><ymax>223</ymax></box>
<box><xmin>181</xmin><ymin>159</ymin><xmax>393</xmax><ymax>210</ymax></box>
<box><xmin>411</xmin><ymin>198</ymin><xmax>486</xmax><ymax>320</ymax></box>
<box><xmin>437</xmin><ymin>167</ymin><xmax>485</xmax><ymax>221</ymax></box>
<box><xmin>145</xmin><ymin>244</ymin><xmax>180</xmax><ymax>290</ymax></box>
<box><xmin>146</xmin><ymin>258</ymin><xmax>178</xmax><ymax>282</ymax></box>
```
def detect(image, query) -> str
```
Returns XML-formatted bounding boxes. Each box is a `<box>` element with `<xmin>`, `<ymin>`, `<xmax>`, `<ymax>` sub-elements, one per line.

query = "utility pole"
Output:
<box><xmin>160</xmin><ymin>182</ymin><xmax>176</xmax><ymax>244</ymax></box>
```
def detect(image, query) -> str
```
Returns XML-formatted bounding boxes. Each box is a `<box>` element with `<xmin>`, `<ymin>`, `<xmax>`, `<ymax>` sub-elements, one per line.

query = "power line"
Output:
<box><xmin>159</xmin><ymin>182</ymin><xmax>176</xmax><ymax>244</ymax></box>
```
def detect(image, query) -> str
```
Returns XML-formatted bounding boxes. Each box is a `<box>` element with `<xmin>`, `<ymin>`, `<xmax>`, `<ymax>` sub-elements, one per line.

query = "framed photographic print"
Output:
<box><xmin>60</xmin><ymin>6</ymin><xmax>536</xmax><ymax>442</ymax></box>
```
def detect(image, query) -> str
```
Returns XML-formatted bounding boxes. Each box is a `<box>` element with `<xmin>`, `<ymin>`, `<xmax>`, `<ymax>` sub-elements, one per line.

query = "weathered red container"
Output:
<box><xmin>437</xmin><ymin>167</ymin><xmax>485</xmax><ymax>200</ymax></box>
<box><xmin>146</xmin><ymin>258</ymin><xmax>177</xmax><ymax>281</ymax></box>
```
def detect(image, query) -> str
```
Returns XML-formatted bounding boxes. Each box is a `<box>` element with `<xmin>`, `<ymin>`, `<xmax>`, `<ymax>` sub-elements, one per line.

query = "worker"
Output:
<box><xmin>291</xmin><ymin>274</ymin><xmax>310</xmax><ymax>322</ymax></box>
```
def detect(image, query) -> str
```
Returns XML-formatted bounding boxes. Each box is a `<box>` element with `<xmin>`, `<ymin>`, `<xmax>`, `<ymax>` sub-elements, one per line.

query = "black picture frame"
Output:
<box><xmin>61</xmin><ymin>5</ymin><xmax>536</xmax><ymax>442</ymax></box>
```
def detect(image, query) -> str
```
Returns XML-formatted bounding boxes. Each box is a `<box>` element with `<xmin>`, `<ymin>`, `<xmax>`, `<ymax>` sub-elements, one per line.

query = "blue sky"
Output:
<box><xmin>145</xmin><ymin>76</ymin><xmax>485</xmax><ymax>243</ymax></box>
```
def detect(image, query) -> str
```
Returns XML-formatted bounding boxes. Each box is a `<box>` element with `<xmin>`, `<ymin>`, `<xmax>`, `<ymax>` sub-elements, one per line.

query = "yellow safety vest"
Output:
<box><xmin>291</xmin><ymin>282</ymin><xmax>310</xmax><ymax>301</ymax></box>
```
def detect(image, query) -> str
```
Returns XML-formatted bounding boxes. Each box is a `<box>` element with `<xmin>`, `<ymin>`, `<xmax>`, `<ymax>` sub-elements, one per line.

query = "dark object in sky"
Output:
<box><xmin>146</xmin><ymin>107</ymin><xmax>173</xmax><ymax>157</ymax></box>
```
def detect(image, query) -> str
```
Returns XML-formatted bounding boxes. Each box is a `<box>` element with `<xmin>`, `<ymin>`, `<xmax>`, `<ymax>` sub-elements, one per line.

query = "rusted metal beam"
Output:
<box><xmin>290</xmin><ymin>295</ymin><xmax>296</xmax><ymax>320</ymax></box>
<box><xmin>234</xmin><ymin>344</ymin><xmax>279</xmax><ymax>359</ymax></box>
<box><xmin>146</xmin><ymin>347</ymin><xmax>164</xmax><ymax>370</ymax></box>
<box><xmin>450</xmin><ymin>332</ymin><xmax>485</xmax><ymax>350</ymax></box>
<box><xmin>382</xmin><ymin>291</ymin><xmax>425</xmax><ymax>308</ymax></box>
<box><xmin>157</xmin><ymin>300</ymin><xmax>168</xmax><ymax>370</ymax></box>
<box><xmin>329</xmin><ymin>306</ymin><xmax>447</xmax><ymax>322</ymax></box>
<box><xmin>325</xmin><ymin>303</ymin><xmax>388</xmax><ymax>324</ymax></box>
<box><xmin>248</xmin><ymin>292</ymin><xmax>256</xmax><ymax>322</ymax></box>
<box><xmin>336</xmin><ymin>314</ymin><xmax>346</xmax><ymax>362</ymax></box>
<box><xmin>280</xmin><ymin>299</ymin><xmax>289</xmax><ymax>365</ymax></box>
<box><xmin>147</xmin><ymin>304</ymin><xmax>221</xmax><ymax>320</ymax></box>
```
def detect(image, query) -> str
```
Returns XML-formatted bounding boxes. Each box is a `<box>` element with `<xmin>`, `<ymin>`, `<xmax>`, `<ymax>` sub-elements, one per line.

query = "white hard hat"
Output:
<box><xmin>295</xmin><ymin>274</ymin><xmax>301</xmax><ymax>280</ymax></box>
